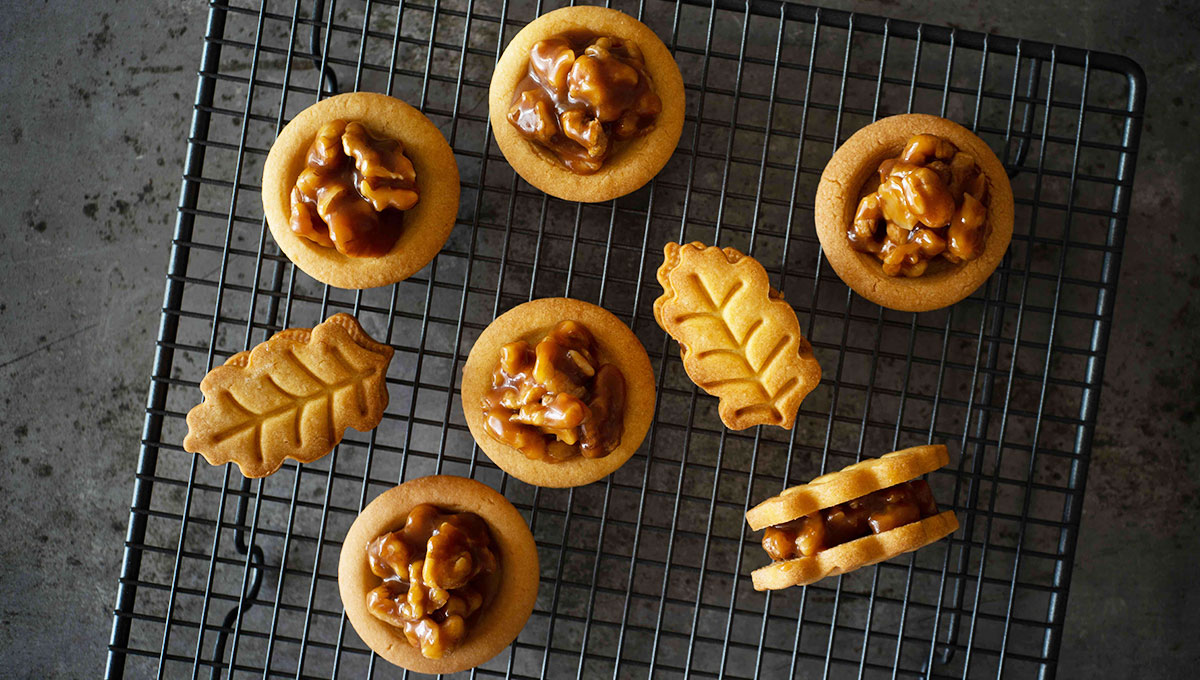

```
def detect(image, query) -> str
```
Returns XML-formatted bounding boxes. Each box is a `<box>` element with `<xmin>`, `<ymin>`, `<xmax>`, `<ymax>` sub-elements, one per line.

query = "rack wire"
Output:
<box><xmin>106</xmin><ymin>0</ymin><xmax>1144</xmax><ymax>677</ymax></box>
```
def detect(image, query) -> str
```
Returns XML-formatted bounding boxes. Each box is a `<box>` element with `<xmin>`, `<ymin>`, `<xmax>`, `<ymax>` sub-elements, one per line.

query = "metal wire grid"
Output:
<box><xmin>105</xmin><ymin>0</ymin><xmax>1144</xmax><ymax>678</ymax></box>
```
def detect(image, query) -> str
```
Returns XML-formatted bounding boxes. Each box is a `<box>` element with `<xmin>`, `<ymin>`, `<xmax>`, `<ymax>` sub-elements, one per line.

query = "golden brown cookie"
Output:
<box><xmin>654</xmin><ymin>241</ymin><xmax>821</xmax><ymax>430</ymax></box>
<box><xmin>262</xmin><ymin>92</ymin><xmax>460</xmax><ymax>289</ymax></box>
<box><xmin>750</xmin><ymin>511</ymin><xmax>958</xmax><ymax>590</ymax></box>
<box><xmin>183</xmin><ymin>313</ymin><xmax>394</xmax><ymax>478</ymax></box>
<box><xmin>461</xmin><ymin>298</ymin><xmax>655</xmax><ymax>487</ymax></box>
<box><xmin>745</xmin><ymin>445</ymin><xmax>957</xmax><ymax>590</ymax></box>
<box><xmin>814</xmin><ymin>114</ymin><xmax>1014</xmax><ymax>312</ymax></box>
<box><xmin>338</xmin><ymin>475</ymin><xmax>539</xmax><ymax>674</ymax></box>
<box><xmin>745</xmin><ymin>445</ymin><xmax>949</xmax><ymax>530</ymax></box>
<box><xmin>488</xmin><ymin>6</ymin><xmax>685</xmax><ymax>203</ymax></box>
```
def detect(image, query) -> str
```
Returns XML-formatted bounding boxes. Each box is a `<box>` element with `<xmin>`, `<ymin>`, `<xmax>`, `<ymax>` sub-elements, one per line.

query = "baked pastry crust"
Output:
<box><xmin>814</xmin><ymin>114</ymin><xmax>1014</xmax><ymax>312</ymax></box>
<box><xmin>338</xmin><ymin>475</ymin><xmax>538</xmax><ymax>674</ymax></box>
<box><xmin>262</xmin><ymin>92</ymin><xmax>460</xmax><ymax>289</ymax></box>
<box><xmin>750</xmin><ymin>511</ymin><xmax>958</xmax><ymax>590</ymax></box>
<box><xmin>745</xmin><ymin>445</ymin><xmax>949</xmax><ymax>531</ymax></box>
<box><xmin>745</xmin><ymin>445</ymin><xmax>957</xmax><ymax>590</ymax></box>
<box><xmin>461</xmin><ymin>298</ymin><xmax>655</xmax><ymax>487</ymax></box>
<box><xmin>488</xmin><ymin>6</ymin><xmax>685</xmax><ymax>203</ymax></box>
<box><xmin>654</xmin><ymin>242</ymin><xmax>821</xmax><ymax>431</ymax></box>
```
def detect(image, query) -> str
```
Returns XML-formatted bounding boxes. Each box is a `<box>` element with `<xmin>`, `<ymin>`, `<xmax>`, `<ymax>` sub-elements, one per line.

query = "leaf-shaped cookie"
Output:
<box><xmin>654</xmin><ymin>241</ymin><xmax>821</xmax><ymax>430</ymax></box>
<box><xmin>183</xmin><ymin>313</ymin><xmax>394</xmax><ymax>478</ymax></box>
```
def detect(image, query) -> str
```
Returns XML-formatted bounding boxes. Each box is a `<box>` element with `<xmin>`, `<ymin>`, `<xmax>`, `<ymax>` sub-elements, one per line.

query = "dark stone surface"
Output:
<box><xmin>0</xmin><ymin>0</ymin><xmax>1195</xmax><ymax>677</ymax></box>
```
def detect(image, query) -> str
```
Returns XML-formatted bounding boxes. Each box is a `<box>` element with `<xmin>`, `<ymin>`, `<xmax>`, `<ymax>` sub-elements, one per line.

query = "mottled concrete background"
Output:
<box><xmin>0</xmin><ymin>0</ymin><xmax>1196</xmax><ymax>677</ymax></box>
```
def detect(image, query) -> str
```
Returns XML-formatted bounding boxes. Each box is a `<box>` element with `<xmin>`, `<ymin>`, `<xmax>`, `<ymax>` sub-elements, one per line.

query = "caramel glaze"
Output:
<box><xmin>507</xmin><ymin>31</ymin><xmax>660</xmax><ymax>174</ymax></box>
<box><xmin>482</xmin><ymin>320</ymin><xmax>626</xmax><ymax>462</ymax></box>
<box><xmin>290</xmin><ymin>120</ymin><xmax>417</xmax><ymax>258</ymax></box>
<box><xmin>365</xmin><ymin>504</ymin><xmax>499</xmax><ymax>659</ymax></box>
<box><xmin>847</xmin><ymin>134</ymin><xmax>989</xmax><ymax>277</ymax></box>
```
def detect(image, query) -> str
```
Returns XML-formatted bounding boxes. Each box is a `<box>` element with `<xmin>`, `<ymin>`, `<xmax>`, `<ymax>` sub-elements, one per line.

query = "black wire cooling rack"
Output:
<box><xmin>106</xmin><ymin>0</ymin><xmax>1145</xmax><ymax>677</ymax></box>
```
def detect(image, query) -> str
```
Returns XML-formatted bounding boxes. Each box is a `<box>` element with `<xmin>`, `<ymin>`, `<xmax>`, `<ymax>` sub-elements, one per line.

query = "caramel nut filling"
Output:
<box><xmin>761</xmin><ymin>480</ymin><xmax>940</xmax><ymax>562</ymax></box>
<box><xmin>289</xmin><ymin>119</ymin><xmax>419</xmax><ymax>257</ymax></box>
<box><xmin>482</xmin><ymin>320</ymin><xmax>626</xmax><ymax>462</ymax></box>
<box><xmin>849</xmin><ymin>134</ymin><xmax>989</xmax><ymax>277</ymax></box>
<box><xmin>365</xmin><ymin>504</ymin><xmax>499</xmax><ymax>659</ymax></box>
<box><xmin>506</xmin><ymin>32</ymin><xmax>662</xmax><ymax>174</ymax></box>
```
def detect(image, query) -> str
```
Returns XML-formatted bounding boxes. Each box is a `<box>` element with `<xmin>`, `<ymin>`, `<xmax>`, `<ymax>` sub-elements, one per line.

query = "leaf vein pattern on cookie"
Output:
<box><xmin>183</xmin><ymin>314</ymin><xmax>394</xmax><ymax>478</ymax></box>
<box><xmin>654</xmin><ymin>241</ymin><xmax>821</xmax><ymax>430</ymax></box>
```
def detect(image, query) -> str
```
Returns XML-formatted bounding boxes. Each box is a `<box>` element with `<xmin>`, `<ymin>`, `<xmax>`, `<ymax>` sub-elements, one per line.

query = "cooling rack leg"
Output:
<box><xmin>207</xmin><ymin>543</ymin><xmax>265</xmax><ymax>680</ymax></box>
<box><xmin>309</xmin><ymin>0</ymin><xmax>340</xmax><ymax>96</ymax></box>
<box><xmin>1008</xmin><ymin>58</ymin><xmax>1042</xmax><ymax>177</ymax></box>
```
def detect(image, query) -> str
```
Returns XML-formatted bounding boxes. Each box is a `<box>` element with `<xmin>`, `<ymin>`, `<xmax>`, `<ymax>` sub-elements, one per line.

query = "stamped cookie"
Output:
<box><xmin>489</xmin><ymin>6</ymin><xmax>685</xmax><ymax>202</ymax></box>
<box><xmin>815</xmin><ymin>114</ymin><xmax>1014</xmax><ymax>311</ymax></box>
<box><xmin>338</xmin><ymin>475</ymin><xmax>539</xmax><ymax>674</ymax></box>
<box><xmin>262</xmin><ymin>92</ymin><xmax>460</xmax><ymax>289</ymax></box>
<box><xmin>746</xmin><ymin>445</ymin><xmax>958</xmax><ymax>590</ymax></box>
<box><xmin>653</xmin><ymin>241</ymin><xmax>821</xmax><ymax>430</ymax></box>
<box><xmin>745</xmin><ymin>445</ymin><xmax>949</xmax><ymax>530</ymax></box>
<box><xmin>750</xmin><ymin>512</ymin><xmax>958</xmax><ymax>590</ymax></box>
<box><xmin>183</xmin><ymin>313</ymin><xmax>393</xmax><ymax>478</ymax></box>
<box><xmin>461</xmin><ymin>298</ymin><xmax>655</xmax><ymax>488</ymax></box>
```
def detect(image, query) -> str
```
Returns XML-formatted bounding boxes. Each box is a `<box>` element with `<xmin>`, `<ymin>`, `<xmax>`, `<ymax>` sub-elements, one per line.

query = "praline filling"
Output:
<box><xmin>848</xmin><ymin>134</ymin><xmax>989</xmax><ymax>277</ymax></box>
<box><xmin>507</xmin><ymin>32</ymin><xmax>662</xmax><ymax>174</ymax></box>
<box><xmin>289</xmin><ymin>119</ymin><xmax>419</xmax><ymax>257</ymax></box>
<box><xmin>481</xmin><ymin>320</ymin><xmax>625</xmax><ymax>462</ymax></box>
<box><xmin>365</xmin><ymin>504</ymin><xmax>499</xmax><ymax>659</ymax></box>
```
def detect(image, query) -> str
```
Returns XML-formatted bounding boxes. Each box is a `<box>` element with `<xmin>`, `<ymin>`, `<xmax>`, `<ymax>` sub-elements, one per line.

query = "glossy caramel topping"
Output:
<box><xmin>289</xmin><ymin>119</ymin><xmax>419</xmax><ymax>257</ymax></box>
<box><xmin>365</xmin><ymin>504</ymin><xmax>499</xmax><ymax>659</ymax></box>
<box><xmin>762</xmin><ymin>480</ymin><xmax>939</xmax><ymax>562</ymax></box>
<box><xmin>507</xmin><ymin>32</ymin><xmax>662</xmax><ymax>174</ymax></box>
<box><xmin>849</xmin><ymin>134</ymin><xmax>989</xmax><ymax>277</ymax></box>
<box><xmin>482</xmin><ymin>320</ymin><xmax>626</xmax><ymax>461</ymax></box>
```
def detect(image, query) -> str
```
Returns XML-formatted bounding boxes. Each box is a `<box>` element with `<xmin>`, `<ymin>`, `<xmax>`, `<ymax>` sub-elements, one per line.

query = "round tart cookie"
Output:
<box><xmin>488</xmin><ymin>6</ymin><xmax>685</xmax><ymax>203</ymax></box>
<box><xmin>462</xmin><ymin>297</ymin><xmax>655</xmax><ymax>488</ymax></box>
<box><xmin>263</xmin><ymin>92</ymin><xmax>460</xmax><ymax>289</ymax></box>
<box><xmin>814</xmin><ymin>114</ymin><xmax>1014</xmax><ymax>312</ymax></box>
<box><xmin>338</xmin><ymin>475</ymin><xmax>538</xmax><ymax>674</ymax></box>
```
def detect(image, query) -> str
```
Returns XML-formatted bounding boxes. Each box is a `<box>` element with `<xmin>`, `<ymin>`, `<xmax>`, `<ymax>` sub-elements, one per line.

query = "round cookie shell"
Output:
<box><xmin>488</xmin><ymin>6</ymin><xmax>685</xmax><ymax>203</ymax></box>
<box><xmin>462</xmin><ymin>298</ymin><xmax>656</xmax><ymax>488</ymax></box>
<box><xmin>263</xmin><ymin>92</ymin><xmax>460</xmax><ymax>289</ymax></box>
<box><xmin>338</xmin><ymin>475</ymin><xmax>538</xmax><ymax>674</ymax></box>
<box><xmin>814</xmin><ymin>114</ymin><xmax>1014</xmax><ymax>312</ymax></box>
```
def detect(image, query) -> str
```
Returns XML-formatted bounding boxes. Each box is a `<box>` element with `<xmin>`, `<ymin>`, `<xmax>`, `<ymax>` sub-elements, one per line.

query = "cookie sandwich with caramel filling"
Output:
<box><xmin>461</xmin><ymin>297</ymin><xmax>655</xmax><ymax>487</ymax></box>
<box><xmin>745</xmin><ymin>445</ymin><xmax>958</xmax><ymax>590</ymax></box>
<box><xmin>263</xmin><ymin>92</ymin><xmax>460</xmax><ymax>289</ymax></box>
<box><xmin>815</xmin><ymin>114</ymin><xmax>1014</xmax><ymax>312</ymax></box>
<box><xmin>489</xmin><ymin>6</ymin><xmax>685</xmax><ymax>202</ymax></box>
<box><xmin>339</xmin><ymin>475</ymin><xmax>538</xmax><ymax>674</ymax></box>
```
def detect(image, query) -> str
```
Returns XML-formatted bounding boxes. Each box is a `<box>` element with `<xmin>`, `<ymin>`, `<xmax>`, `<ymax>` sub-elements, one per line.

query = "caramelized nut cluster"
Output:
<box><xmin>290</xmin><ymin>119</ymin><xmax>419</xmax><ymax>257</ymax></box>
<box><xmin>507</xmin><ymin>33</ymin><xmax>662</xmax><ymax>174</ymax></box>
<box><xmin>365</xmin><ymin>504</ymin><xmax>498</xmax><ymax>659</ymax></box>
<box><xmin>849</xmin><ymin>134</ymin><xmax>989</xmax><ymax>277</ymax></box>
<box><xmin>762</xmin><ymin>480</ymin><xmax>939</xmax><ymax>561</ymax></box>
<box><xmin>482</xmin><ymin>320</ymin><xmax>626</xmax><ymax>461</ymax></box>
